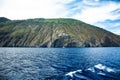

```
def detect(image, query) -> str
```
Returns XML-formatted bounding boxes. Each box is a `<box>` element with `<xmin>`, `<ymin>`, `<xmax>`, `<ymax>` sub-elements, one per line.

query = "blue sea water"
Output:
<box><xmin>0</xmin><ymin>47</ymin><xmax>120</xmax><ymax>80</ymax></box>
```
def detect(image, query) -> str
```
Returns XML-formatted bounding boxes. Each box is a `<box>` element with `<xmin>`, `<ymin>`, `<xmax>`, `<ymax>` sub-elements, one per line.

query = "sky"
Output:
<box><xmin>0</xmin><ymin>0</ymin><xmax>120</xmax><ymax>35</ymax></box>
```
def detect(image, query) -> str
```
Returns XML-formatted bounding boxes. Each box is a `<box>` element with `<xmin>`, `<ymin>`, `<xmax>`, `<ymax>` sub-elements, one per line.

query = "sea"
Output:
<box><xmin>0</xmin><ymin>47</ymin><xmax>120</xmax><ymax>80</ymax></box>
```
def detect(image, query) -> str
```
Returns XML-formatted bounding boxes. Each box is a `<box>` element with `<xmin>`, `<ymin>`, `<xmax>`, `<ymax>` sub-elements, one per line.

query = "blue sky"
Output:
<box><xmin>0</xmin><ymin>0</ymin><xmax>120</xmax><ymax>35</ymax></box>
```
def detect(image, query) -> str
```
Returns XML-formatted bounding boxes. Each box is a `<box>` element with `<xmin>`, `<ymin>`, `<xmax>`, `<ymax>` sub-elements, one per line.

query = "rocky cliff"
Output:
<box><xmin>0</xmin><ymin>17</ymin><xmax>120</xmax><ymax>47</ymax></box>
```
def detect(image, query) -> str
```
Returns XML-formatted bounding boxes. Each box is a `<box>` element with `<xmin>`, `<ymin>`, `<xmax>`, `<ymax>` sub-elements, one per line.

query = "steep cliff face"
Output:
<box><xmin>0</xmin><ymin>17</ymin><xmax>120</xmax><ymax>47</ymax></box>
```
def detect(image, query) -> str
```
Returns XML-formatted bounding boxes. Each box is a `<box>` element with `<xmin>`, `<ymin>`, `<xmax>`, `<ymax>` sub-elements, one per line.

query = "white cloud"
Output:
<box><xmin>83</xmin><ymin>0</ymin><xmax>100</xmax><ymax>5</ymax></box>
<box><xmin>112</xmin><ymin>30</ymin><xmax>120</xmax><ymax>35</ymax></box>
<box><xmin>1</xmin><ymin>0</ymin><xmax>119</xmax><ymax>23</ymax></box>
<box><xmin>72</xmin><ymin>2</ymin><xmax>120</xmax><ymax>24</ymax></box>
<box><xmin>0</xmin><ymin>0</ymin><xmax>73</xmax><ymax>19</ymax></box>
<box><xmin>69</xmin><ymin>1</ymin><xmax>120</xmax><ymax>35</ymax></box>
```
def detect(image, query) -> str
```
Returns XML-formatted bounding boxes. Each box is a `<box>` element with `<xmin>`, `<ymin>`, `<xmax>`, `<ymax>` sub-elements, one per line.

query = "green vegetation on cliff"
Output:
<box><xmin>0</xmin><ymin>17</ymin><xmax>120</xmax><ymax>47</ymax></box>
